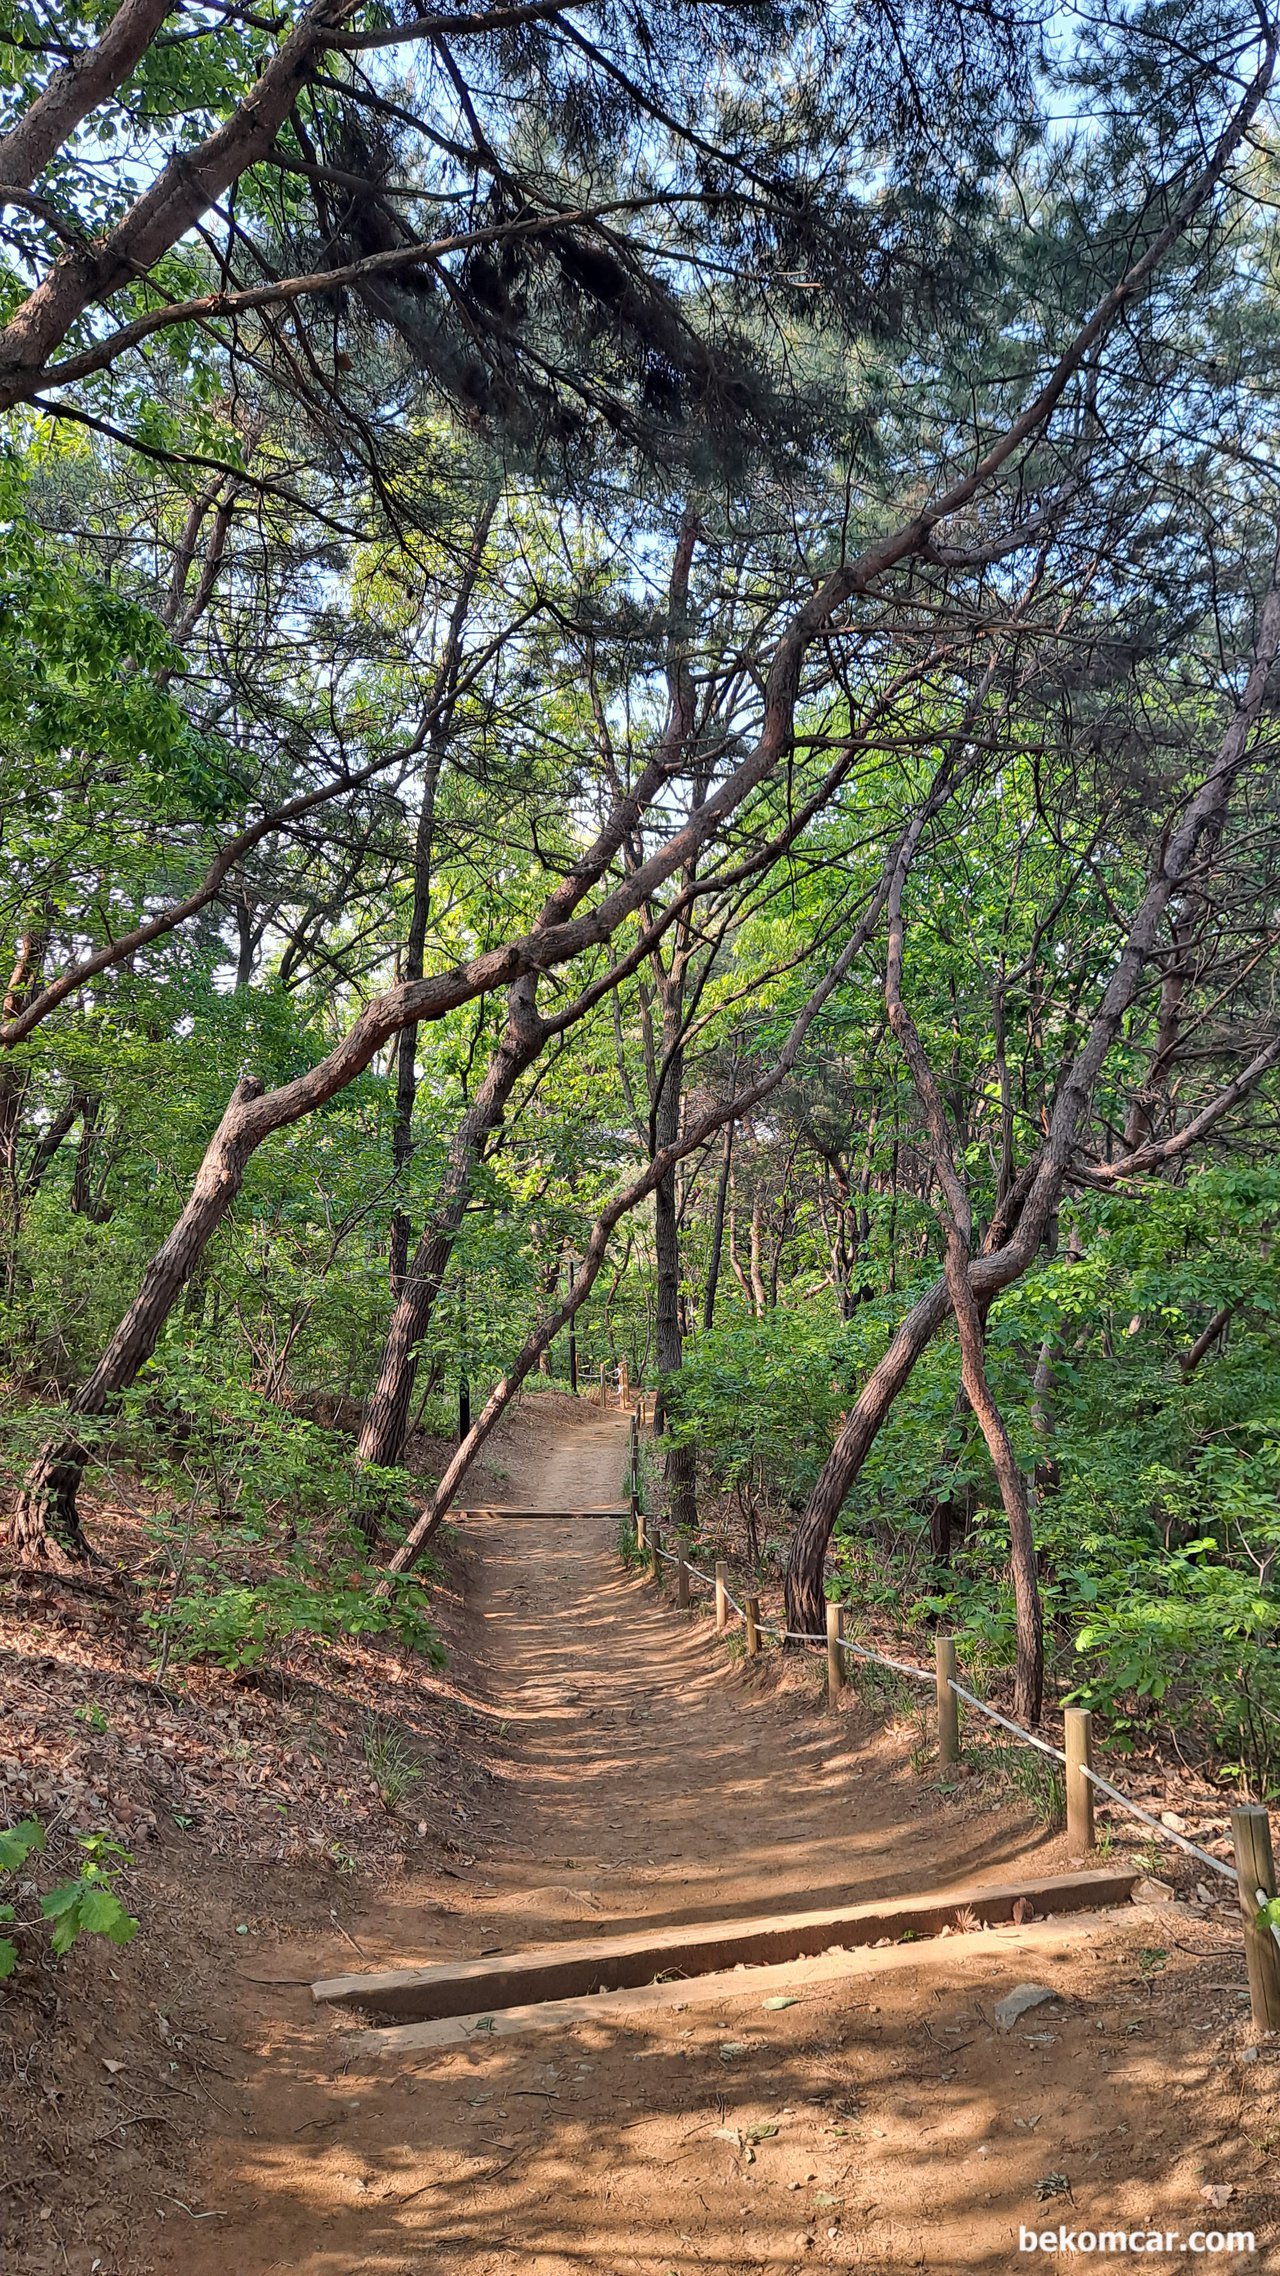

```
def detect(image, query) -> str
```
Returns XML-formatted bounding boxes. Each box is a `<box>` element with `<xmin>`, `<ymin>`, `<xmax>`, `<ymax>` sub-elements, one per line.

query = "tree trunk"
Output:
<box><xmin>1</xmin><ymin>923</ymin><xmax>48</xmax><ymax>1280</ymax></box>
<box><xmin>7</xmin><ymin>1437</ymin><xmax>93</xmax><ymax>1564</ymax></box>
<box><xmin>653</xmin><ymin>1022</ymin><xmax>696</xmax><ymax>1530</ymax></box>
<box><xmin>702</xmin><ymin>1120</ymin><xmax>732</xmax><ymax>1331</ymax></box>
<box><xmin>6</xmin><ymin>1076</ymin><xmax>265</xmax><ymax>1559</ymax></box>
<box><xmin>389</xmin><ymin>749</ymin><xmax>444</xmax><ymax>1291</ymax></box>
<box><xmin>784</xmin><ymin>553</ymin><xmax>1280</xmax><ymax>1643</ymax></box>
<box><xmin>748</xmin><ymin>1196</ymin><xmax>766</xmax><ymax>1317</ymax></box>
<box><xmin>786</xmin><ymin>1277</ymin><xmax>952</xmax><ymax>1633</ymax></box>
<box><xmin>943</xmin><ymin>1232</ymin><xmax>1043</xmax><ymax>1724</ymax></box>
<box><xmin>357</xmin><ymin>975</ymin><xmax>542</xmax><ymax>1473</ymax></box>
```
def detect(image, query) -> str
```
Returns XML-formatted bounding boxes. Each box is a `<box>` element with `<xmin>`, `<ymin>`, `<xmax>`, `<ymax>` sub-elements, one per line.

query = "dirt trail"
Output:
<box><xmin>156</xmin><ymin>1400</ymin><xmax>1279</xmax><ymax>2275</ymax></box>
<box><xmin>443</xmin><ymin>1406</ymin><xmax>1049</xmax><ymax>1944</ymax></box>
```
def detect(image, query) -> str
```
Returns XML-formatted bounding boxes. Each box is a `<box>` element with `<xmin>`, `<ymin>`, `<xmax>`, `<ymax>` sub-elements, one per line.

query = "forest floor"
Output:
<box><xmin>4</xmin><ymin>1393</ymin><xmax>1279</xmax><ymax>2274</ymax></box>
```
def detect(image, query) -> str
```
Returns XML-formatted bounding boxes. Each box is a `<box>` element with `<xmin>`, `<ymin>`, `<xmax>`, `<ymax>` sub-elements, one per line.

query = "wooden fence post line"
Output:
<box><xmin>1064</xmin><ymin>1706</ymin><xmax>1095</xmax><ymax>1851</ymax></box>
<box><xmin>826</xmin><ymin>1601</ymin><xmax>844</xmax><ymax>1708</ymax></box>
<box><xmin>936</xmin><ymin>1635</ymin><xmax>959</xmax><ymax>1769</ymax></box>
<box><xmin>715</xmin><ymin>1560</ymin><xmax>729</xmax><ymax>1633</ymax></box>
<box><xmin>745</xmin><ymin>1596</ymin><xmax>760</xmax><ymax>1657</ymax></box>
<box><xmin>1231</xmin><ymin>1804</ymin><xmax>1280</xmax><ymax>2034</ymax></box>
<box><xmin>676</xmin><ymin>1536</ymin><xmax>689</xmax><ymax>1609</ymax></box>
<box><xmin>648</xmin><ymin>1526</ymin><xmax>660</xmax><ymax>1582</ymax></box>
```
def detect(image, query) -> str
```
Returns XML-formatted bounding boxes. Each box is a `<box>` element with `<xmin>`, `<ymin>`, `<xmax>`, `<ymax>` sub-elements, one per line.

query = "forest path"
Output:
<box><xmin>432</xmin><ymin>1403</ymin><xmax>1041</xmax><ymax>1940</ymax></box>
<box><xmin>155</xmin><ymin>1397</ymin><xmax>1250</xmax><ymax>2276</ymax></box>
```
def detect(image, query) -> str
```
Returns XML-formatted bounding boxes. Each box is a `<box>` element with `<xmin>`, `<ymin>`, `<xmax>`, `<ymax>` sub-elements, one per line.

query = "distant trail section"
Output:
<box><xmin>464</xmin><ymin>1397</ymin><xmax>633</xmax><ymax>1511</ymax></box>
<box><xmin>455</xmin><ymin>1431</ymin><xmax>1050</xmax><ymax>1941</ymax></box>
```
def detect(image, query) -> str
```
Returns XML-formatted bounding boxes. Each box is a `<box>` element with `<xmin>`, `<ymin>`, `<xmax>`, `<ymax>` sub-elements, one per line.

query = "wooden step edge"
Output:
<box><xmin>312</xmin><ymin>1867</ymin><xmax>1137</xmax><ymax>2023</ymax></box>
<box><xmin>338</xmin><ymin>1905</ymin><xmax>1128</xmax><ymax>2057</ymax></box>
<box><xmin>453</xmin><ymin>1505</ymin><xmax>633</xmax><ymax>1518</ymax></box>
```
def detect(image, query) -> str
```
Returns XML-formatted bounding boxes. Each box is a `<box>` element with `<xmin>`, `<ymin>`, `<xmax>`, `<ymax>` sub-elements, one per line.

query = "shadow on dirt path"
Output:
<box><xmin>150</xmin><ymin>1397</ymin><xmax>1275</xmax><ymax>2275</ymax></box>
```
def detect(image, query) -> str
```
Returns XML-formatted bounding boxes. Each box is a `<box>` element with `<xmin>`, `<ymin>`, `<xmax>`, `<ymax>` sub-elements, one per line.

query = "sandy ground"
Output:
<box><xmin>121</xmin><ymin>1396</ymin><xmax>1280</xmax><ymax>2276</ymax></box>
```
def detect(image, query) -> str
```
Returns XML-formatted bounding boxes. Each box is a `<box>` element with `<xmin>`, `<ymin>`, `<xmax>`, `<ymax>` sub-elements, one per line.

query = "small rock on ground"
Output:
<box><xmin>995</xmin><ymin>1983</ymin><xmax>1059</xmax><ymax>2029</ymax></box>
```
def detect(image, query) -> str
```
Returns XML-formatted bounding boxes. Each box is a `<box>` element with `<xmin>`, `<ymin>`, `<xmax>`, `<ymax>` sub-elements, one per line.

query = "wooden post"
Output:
<box><xmin>619</xmin><ymin>1355</ymin><xmax>630</xmax><ymax>1409</ymax></box>
<box><xmin>936</xmin><ymin>1635</ymin><xmax>959</xmax><ymax>1770</ymax></box>
<box><xmin>826</xmin><ymin>1601</ymin><xmax>844</xmax><ymax>1708</ymax></box>
<box><xmin>598</xmin><ymin>1361</ymin><xmax>607</xmax><ymax>1408</ymax></box>
<box><xmin>636</xmin><ymin>1508</ymin><xmax>647</xmax><ymax>1554</ymax></box>
<box><xmin>715</xmin><ymin>1559</ymin><xmax>728</xmax><ymax>1633</ymax></box>
<box><xmin>745</xmin><ymin>1596</ymin><xmax>760</xmax><ymax>1657</ymax></box>
<box><xmin>1231</xmin><ymin>1805</ymin><xmax>1280</xmax><ymax>2034</ymax></box>
<box><xmin>648</xmin><ymin>1525</ymin><xmax>660</xmax><ymax>1582</ymax></box>
<box><xmin>676</xmin><ymin>1536</ymin><xmax>689</xmax><ymax>1609</ymax></box>
<box><xmin>1064</xmin><ymin>1706</ymin><xmax>1095</xmax><ymax>1851</ymax></box>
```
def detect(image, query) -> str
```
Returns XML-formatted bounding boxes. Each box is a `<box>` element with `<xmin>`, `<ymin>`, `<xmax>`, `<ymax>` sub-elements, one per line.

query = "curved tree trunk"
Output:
<box><xmin>702</xmin><ymin>1119</ymin><xmax>732</xmax><ymax>1332</ymax></box>
<box><xmin>943</xmin><ymin>1233</ymin><xmax>1043</xmax><ymax>1724</ymax></box>
<box><xmin>387</xmin><ymin>498</ymin><xmax>494</xmax><ymax>1291</ymax></box>
<box><xmin>786</xmin><ymin>548</ymin><xmax>1280</xmax><ymax>1646</ymax></box>
<box><xmin>356</xmin><ymin>975</ymin><xmax>542</xmax><ymax>1475</ymax></box>
<box><xmin>785</xmin><ymin>1276</ymin><xmax>952</xmax><ymax>1633</ymax></box>
<box><xmin>388</xmin><ymin>752</ymin><xmax>443</xmax><ymax>1292</ymax></box>
<box><xmin>653</xmin><ymin>1057</ymin><xmax>697</xmax><ymax>1528</ymax></box>
<box><xmin>6</xmin><ymin>1076</ymin><xmax>265</xmax><ymax>1560</ymax></box>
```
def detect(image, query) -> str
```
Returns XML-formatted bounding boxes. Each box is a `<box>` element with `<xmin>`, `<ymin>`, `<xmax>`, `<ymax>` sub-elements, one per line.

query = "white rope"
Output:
<box><xmin>636</xmin><ymin>1536</ymin><xmax>1275</xmax><ymax>1913</ymax></box>
<box><xmin>950</xmin><ymin>1683</ymin><xmax>1069</xmax><ymax>1765</ymax></box>
<box><xmin>1080</xmin><ymin>1764</ymin><xmax>1239</xmax><ymax>1885</ymax></box>
<box><xmin>843</xmin><ymin>1638</ymin><xmax>935</xmax><ymax>1685</ymax></box>
<box><xmin>653</xmin><ymin>1539</ymin><xmax>933</xmax><ymax>1680</ymax></box>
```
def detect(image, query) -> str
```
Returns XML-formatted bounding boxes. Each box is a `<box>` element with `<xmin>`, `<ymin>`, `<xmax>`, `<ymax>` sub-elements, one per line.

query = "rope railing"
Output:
<box><xmin>628</xmin><ymin>1507</ymin><xmax>1280</xmax><ymax>2029</ymax></box>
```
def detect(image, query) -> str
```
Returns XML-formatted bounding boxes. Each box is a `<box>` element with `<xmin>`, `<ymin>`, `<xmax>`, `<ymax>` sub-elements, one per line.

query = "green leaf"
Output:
<box><xmin>47</xmin><ymin>1904</ymin><xmax>82</xmax><ymax>1957</ymax></box>
<box><xmin>78</xmin><ymin>1886</ymin><xmax>137</xmax><ymax>1943</ymax></box>
<box><xmin>0</xmin><ymin>1818</ymin><xmax>45</xmax><ymax>1872</ymax></box>
<box><xmin>39</xmin><ymin>1881</ymin><xmax>82</xmax><ymax>1919</ymax></box>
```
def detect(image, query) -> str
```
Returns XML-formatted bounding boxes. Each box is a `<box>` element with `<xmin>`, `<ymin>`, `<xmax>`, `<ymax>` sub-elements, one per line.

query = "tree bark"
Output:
<box><xmin>786</xmin><ymin>1276</ymin><xmax>953</xmax><ymax>1632</ymax></box>
<box><xmin>0</xmin><ymin>0</ymin><xmax>176</xmax><ymax>193</ymax></box>
<box><xmin>388</xmin><ymin>500</ymin><xmax>494</xmax><ymax>1290</ymax></box>
<box><xmin>702</xmin><ymin>1120</ymin><xmax>732</xmax><ymax>1331</ymax></box>
<box><xmin>653</xmin><ymin>1014</ymin><xmax>697</xmax><ymax>1528</ymax></box>
<box><xmin>357</xmin><ymin>974</ymin><xmax>541</xmax><ymax>1474</ymax></box>
<box><xmin>388</xmin><ymin>754</ymin><xmax>443</xmax><ymax>1291</ymax></box>
<box><xmin>943</xmin><ymin>1233</ymin><xmax>1044</xmax><ymax>1723</ymax></box>
<box><xmin>0</xmin><ymin>0</ymin><xmax>361</xmax><ymax>408</ymax></box>
<box><xmin>5</xmin><ymin>1076</ymin><xmax>264</xmax><ymax>1560</ymax></box>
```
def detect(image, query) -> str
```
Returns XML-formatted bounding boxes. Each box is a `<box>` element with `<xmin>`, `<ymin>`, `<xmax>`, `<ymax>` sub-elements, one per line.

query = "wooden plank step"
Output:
<box><xmin>340</xmin><ymin>1906</ymin><xmax>1123</xmax><ymax>2056</ymax></box>
<box><xmin>454</xmin><ymin>1506</ymin><xmax>632</xmax><ymax>1519</ymax></box>
<box><xmin>312</xmin><ymin>1867</ymin><xmax>1135</xmax><ymax>2024</ymax></box>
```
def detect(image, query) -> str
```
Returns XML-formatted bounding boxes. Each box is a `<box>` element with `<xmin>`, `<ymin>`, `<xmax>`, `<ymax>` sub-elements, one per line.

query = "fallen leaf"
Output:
<box><xmin>1036</xmin><ymin>2171</ymin><xmax>1071</xmax><ymax>2202</ymax></box>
